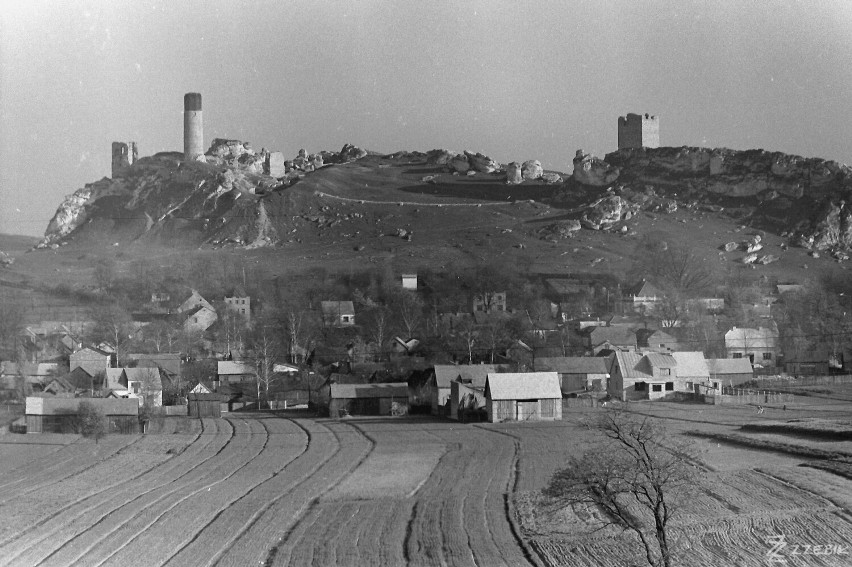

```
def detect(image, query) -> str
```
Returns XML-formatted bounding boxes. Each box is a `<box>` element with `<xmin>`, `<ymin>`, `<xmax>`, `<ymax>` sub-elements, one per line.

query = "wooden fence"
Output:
<box><xmin>712</xmin><ymin>388</ymin><xmax>795</xmax><ymax>405</ymax></box>
<box><xmin>748</xmin><ymin>375</ymin><xmax>852</xmax><ymax>387</ymax></box>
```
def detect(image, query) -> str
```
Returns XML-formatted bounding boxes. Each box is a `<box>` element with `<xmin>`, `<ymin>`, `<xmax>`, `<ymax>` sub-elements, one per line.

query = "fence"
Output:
<box><xmin>163</xmin><ymin>405</ymin><xmax>187</xmax><ymax>416</ymax></box>
<box><xmin>562</xmin><ymin>398</ymin><xmax>599</xmax><ymax>408</ymax></box>
<box><xmin>712</xmin><ymin>388</ymin><xmax>795</xmax><ymax>405</ymax></box>
<box><xmin>748</xmin><ymin>375</ymin><xmax>852</xmax><ymax>388</ymax></box>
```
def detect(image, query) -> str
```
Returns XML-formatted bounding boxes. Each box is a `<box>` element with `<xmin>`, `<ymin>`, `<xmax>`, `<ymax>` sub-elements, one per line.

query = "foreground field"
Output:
<box><xmin>0</xmin><ymin>401</ymin><xmax>851</xmax><ymax>566</ymax></box>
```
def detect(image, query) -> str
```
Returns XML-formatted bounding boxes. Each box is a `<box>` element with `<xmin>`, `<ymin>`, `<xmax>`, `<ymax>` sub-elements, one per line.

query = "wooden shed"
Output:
<box><xmin>484</xmin><ymin>372</ymin><xmax>562</xmax><ymax>423</ymax></box>
<box><xmin>25</xmin><ymin>396</ymin><xmax>139</xmax><ymax>434</ymax></box>
<box><xmin>187</xmin><ymin>393</ymin><xmax>227</xmax><ymax>418</ymax></box>
<box><xmin>329</xmin><ymin>382</ymin><xmax>409</xmax><ymax>417</ymax></box>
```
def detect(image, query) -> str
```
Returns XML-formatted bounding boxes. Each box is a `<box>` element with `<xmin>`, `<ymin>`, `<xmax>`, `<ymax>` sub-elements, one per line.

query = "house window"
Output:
<box><xmin>686</xmin><ymin>382</ymin><xmax>693</xmax><ymax>389</ymax></box>
<box><xmin>634</xmin><ymin>381</ymin><xmax>646</xmax><ymax>391</ymax></box>
<box><xmin>665</xmin><ymin>382</ymin><xmax>674</xmax><ymax>391</ymax></box>
<box><xmin>659</xmin><ymin>344</ymin><xmax>665</xmax><ymax>348</ymax></box>
<box><xmin>652</xmin><ymin>384</ymin><xmax>662</xmax><ymax>392</ymax></box>
<box><xmin>342</xmin><ymin>316</ymin><xmax>350</xmax><ymax>323</ymax></box>
<box><xmin>660</xmin><ymin>368</ymin><xmax>670</xmax><ymax>376</ymax></box>
<box><xmin>733</xmin><ymin>353</ymin><xmax>743</xmax><ymax>359</ymax></box>
<box><xmin>762</xmin><ymin>353</ymin><xmax>772</xmax><ymax>360</ymax></box>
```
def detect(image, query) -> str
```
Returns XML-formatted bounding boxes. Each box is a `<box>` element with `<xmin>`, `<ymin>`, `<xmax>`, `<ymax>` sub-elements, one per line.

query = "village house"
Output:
<box><xmin>103</xmin><ymin>367</ymin><xmax>164</xmax><ymax>406</ymax></box>
<box><xmin>534</xmin><ymin>356</ymin><xmax>611</xmax><ymax>393</ymax></box>
<box><xmin>584</xmin><ymin>325</ymin><xmax>637</xmax><ymax>355</ymax></box>
<box><xmin>484</xmin><ymin>372</ymin><xmax>562</xmax><ymax>423</ymax></box>
<box><xmin>707</xmin><ymin>358</ymin><xmax>754</xmax><ymax>388</ymax></box>
<box><xmin>635</xmin><ymin>328</ymin><xmax>680</xmax><ymax>353</ymax></box>
<box><xmin>181</xmin><ymin>304</ymin><xmax>218</xmax><ymax>334</ymax></box>
<box><xmin>724</xmin><ymin>324</ymin><xmax>779</xmax><ymax>367</ymax></box>
<box><xmin>401</xmin><ymin>273</ymin><xmax>418</xmax><ymax>290</ymax></box>
<box><xmin>177</xmin><ymin>289</ymin><xmax>215</xmax><ymax>314</ymax></box>
<box><xmin>609</xmin><ymin>351</ymin><xmax>709</xmax><ymax>401</ymax></box>
<box><xmin>321</xmin><ymin>301</ymin><xmax>356</xmax><ymax>327</ymax></box>
<box><xmin>224</xmin><ymin>289</ymin><xmax>251</xmax><ymax>324</ymax></box>
<box><xmin>217</xmin><ymin>360</ymin><xmax>256</xmax><ymax>383</ymax></box>
<box><xmin>623</xmin><ymin>279</ymin><xmax>664</xmax><ymax>313</ymax></box>
<box><xmin>472</xmin><ymin>291</ymin><xmax>507</xmax><ymax>314</ymax></box>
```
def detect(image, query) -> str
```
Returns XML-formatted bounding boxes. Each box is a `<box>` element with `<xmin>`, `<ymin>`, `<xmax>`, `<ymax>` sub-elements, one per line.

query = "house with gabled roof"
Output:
<box><xmin>584</xmin><ymin>325</ymin><xmax>637</xmax><ymax>355</ymax></box>
<box><xmin>70</xmin><ymin>346</ymin><xmax>114</xmax><ymax>378</ymax></box>
<box><xmin>609</xmin><ymin>351</ymin><xmax>709</xmax><ymax>401</ymax></box>
<box><xmin>102</xmin><ymin>367</ymin><xmax>163</xmax><ymax>406</ymax></box>
<box><xmin>624</xmin><ymin>279</ymin><xmax>664</xmax><ymax>313</ymax></box>
<box><xmin>218</xmin><ymin>360</ymin><xmax>255</xmax><ymax>383</ymax></box>
<box><xmin>535</xmin><ymin>356</ymin><xmax>611</xmax><ymax>393</ymax></box>
<box><xmin>724</xmin><ymin>324</ymin><xmax>779</xmax><ymax>367</ymax></box>
<box><xmin>321</xmin><ymin>301</ymin><xmax>356</xmax><ymax>327</ymax></box>
<box><xmin>181</xmin><ymin>304</ymin><xmax>218</xmax><ymax>334</ymax></box>
<box><xmin>484</xmin><ymin>372</ymin><xmax>562</xmax><ymax>423</ymax></box>
<box><xmin>635</xmin><ymin>329</ymin><xmax>680</xmax><ymax>353</ymax></box>
<box><xmin>707</xmin><ymin>358</ymin><xmax>754</xmax><ymax>388</ymax></box>
<box><xmin>177</xmin><ymin>289</ymin><xmax>215</xmax><ymax>314</ymax></box>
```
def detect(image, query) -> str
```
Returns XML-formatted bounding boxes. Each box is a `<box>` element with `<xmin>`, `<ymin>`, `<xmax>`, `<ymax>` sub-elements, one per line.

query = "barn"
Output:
<box><xmin>187</xmin><ymin>393</ymin><xmax>227</xmax><ymax>418</ymax></box>
<box><xmin>329</xmin><ymin>383</ymin><xmax>409</xmax><ymax>417</ymax></box>
<box><xmin>484</xmin><ymin>372</ymin><xmax>562</xmax><ymax>423</ymax></box>
<box><xmin>25</xmin><ymin>397</ymin><xmax>139</xmax><ymax>434</ymax></box>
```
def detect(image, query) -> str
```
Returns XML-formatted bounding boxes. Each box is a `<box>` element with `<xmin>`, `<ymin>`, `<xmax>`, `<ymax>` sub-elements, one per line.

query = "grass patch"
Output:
<box><xmin>687</xmin><ymin>430</ymin><xmax>852</xmax><ymax>462</ymax></box>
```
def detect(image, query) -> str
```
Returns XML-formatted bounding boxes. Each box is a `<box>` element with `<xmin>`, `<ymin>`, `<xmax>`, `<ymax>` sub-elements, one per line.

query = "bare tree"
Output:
<box><xmin>391</xmin><ymin>290</ymin><xmax>425</xmax><ymax>338</ymax></box>
<box><xmin>250</xmin><ymin>324</ymin><xmax>283</xmax><ymax>409</ymax></box>
<box><xmin>544</xmin><ymin>411</ymin><xmax>700</xmax><ymax>567</ymax></box>
<box><xmin>364</xmin><ymin>306</ymin><xmax>393</xmax><ymax>361</ymax></box>
<box><xmin>0</xmin><ymin>301</ymin><xmax>24</xmax><ymax>357</ymax></box>
<box><xmin>87</xmin><ymin>302</ymin><xmax>135</xmax><ymax>364</ymax></box>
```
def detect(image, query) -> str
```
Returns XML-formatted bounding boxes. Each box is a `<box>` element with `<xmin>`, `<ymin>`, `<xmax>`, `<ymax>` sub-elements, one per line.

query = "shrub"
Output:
<box><xmin>76</xmin><ymin>400</ymin><xmax>107</xmax><ymax>444</ymax></box>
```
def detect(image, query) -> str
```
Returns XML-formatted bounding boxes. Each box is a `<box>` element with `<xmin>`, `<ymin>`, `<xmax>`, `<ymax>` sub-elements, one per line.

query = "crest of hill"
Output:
<box><xmin>34</xmin><ymin>142</ymin><xmax>852</xmax><ymax>261</ymax></box>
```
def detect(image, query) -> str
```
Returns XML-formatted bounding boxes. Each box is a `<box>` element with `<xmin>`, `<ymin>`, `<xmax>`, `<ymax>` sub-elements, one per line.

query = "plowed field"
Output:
<box><xmin>1</xmin><ymin>403</ymin><xmax>852</xmax><ymax>566</ymax></box>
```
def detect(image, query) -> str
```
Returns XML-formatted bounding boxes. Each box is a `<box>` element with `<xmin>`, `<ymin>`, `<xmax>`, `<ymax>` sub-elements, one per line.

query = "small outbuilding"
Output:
<box><xmin>329</xmin><ymin>382</ymin><xmax>409</xmax><ymax>417</ymax></box>
<box><xmin>187</xmin><ymin>392</ymin><xmax>228</xmax><ymax>418</ymax></box>
<box><xmin>484</xmin><ymin>372</ymin><xmax>562</xmax><ymax>423</ymax></box>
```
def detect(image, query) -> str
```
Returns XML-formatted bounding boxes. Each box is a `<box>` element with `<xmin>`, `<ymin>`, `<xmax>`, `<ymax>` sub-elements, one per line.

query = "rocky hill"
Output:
<box><xmin>37</xmin><ymin>140</ymin><xmax>852</xmax><ymax>267</ymax></box>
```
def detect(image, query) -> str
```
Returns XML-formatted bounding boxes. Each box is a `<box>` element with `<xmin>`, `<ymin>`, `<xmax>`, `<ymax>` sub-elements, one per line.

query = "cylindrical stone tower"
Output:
<box><xmin>183</xmin><ymin>92</ymin><xmax>204</xmax><ymax>161</ymax></box>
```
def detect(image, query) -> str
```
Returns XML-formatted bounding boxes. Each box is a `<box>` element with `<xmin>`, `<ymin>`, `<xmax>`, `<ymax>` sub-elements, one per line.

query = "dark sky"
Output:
<box><xmin>2</xmin><ymin>0</ymin><xmax>851</xmax><ymax>237</ymax></box>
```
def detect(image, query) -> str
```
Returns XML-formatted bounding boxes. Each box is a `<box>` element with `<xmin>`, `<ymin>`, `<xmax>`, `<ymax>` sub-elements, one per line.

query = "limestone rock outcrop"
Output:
<box><xmin>449</xmin><ymin>154</ymin><xmax>471</xmax><ymax>174</ymax></box>
<box><xmin>339</xmin><ymin>143</ymin><xmax>368</xmax><ymax>162</ymax></box>
<box><xmin>522</xmin><ymin>160</ymin><xmax>543</xmax><ymax>181</ymax></box>
<box><xmin>572</xmin><ymin>150</ymin><xmax>620</xmax><ymax>186</ymax></box>
<box><xmin>808</xmin><ymin>200</ymin><xmax>852</xmax><ymax>252</ymax></box>
<box><xmin>426</xmin><ymin>149</ymin><xmax>454</xmax><ymax>165</ymax></box>
<box><xmin>464</xmin><ymin>151</ymin><xmax>499</xmax><ymax>173</ymax></box>
<box><xmin>581</xmin><ymin>196</ymin><xmax>638</xmax><ymax>230</ymax></box>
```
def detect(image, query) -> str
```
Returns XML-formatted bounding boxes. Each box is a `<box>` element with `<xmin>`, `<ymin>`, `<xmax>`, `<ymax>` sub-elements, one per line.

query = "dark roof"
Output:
<box><xmin>187</xmin><ymin>392</ymin><xmax>229</xmax><ymax>402</ymax></box>
<box><xmin>330</xmin><ymin>382</ymin><xmax>409</xmax><ymax>399</ymax></box>
<box><xmin>536</xmin><ymin>357</ymin><xmax>610</xmax><ymax>374</ymax></box>
<box><xmin>64</xmin><ymin>366</ymin><xmax>94</xmax><ymax>389</ymax></box>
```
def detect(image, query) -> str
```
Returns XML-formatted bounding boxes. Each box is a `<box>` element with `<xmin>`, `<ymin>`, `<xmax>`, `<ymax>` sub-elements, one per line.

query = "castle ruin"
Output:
<box><xmin>111</xmin><ymin>141</ymin><xmax>138</xmax><ymax>177</ymax></box>
<box><xmin>184</xmin><ymin>92</ymin><xmax>205</xmax><ymax>162</ymax></box>
<box><xmin>618</xmin><ymin>113</ymin><xmax>659</xmax><ymax>149</ymax></box>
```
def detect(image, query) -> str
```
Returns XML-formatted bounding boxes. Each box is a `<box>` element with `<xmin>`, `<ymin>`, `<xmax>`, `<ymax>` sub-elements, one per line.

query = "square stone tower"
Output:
<box><xmin>618</xmin><ymin>113</ymin><xmax>659</xmax><ymax>149</ymax></box>
<box><xmin>111</xmin><ymin>141</ymin><xmax>138</xmax><ymax>177</ymax></box>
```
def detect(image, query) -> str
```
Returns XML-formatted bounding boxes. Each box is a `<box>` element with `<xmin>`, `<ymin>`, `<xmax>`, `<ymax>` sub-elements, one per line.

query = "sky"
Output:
<box><xmin>2</xmin><ymin>0</ymin><xmax>852</xmax><ymax>237</ymax></box>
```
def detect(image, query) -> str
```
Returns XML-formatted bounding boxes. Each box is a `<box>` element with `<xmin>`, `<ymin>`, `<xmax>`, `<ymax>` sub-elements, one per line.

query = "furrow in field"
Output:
<box><xmin>0</xmin><ymin>418</ymin><xmax>223</xmax><ymax>567</ymax></box>
<box><xmin>24</xmin><ymin>417</ymin><xmax>257</xmax><ymax>567</ymax></box>
<box><xmin>0</xmin><ymin>433</ymin><xmax>144</xmax><ymax>501</ymax></box>
<box><xmin>86</xmin><ymin>417</ymin><xmax>268</xmax><ymax>567</ymax></box>
<box><xmin>158</xmin><ymin>416</ymin><xmax>311</xmax><ymax>567</ymax></box>
<box><xmin>216</xmin><ymin>420</ymin><xmax>374</xmax><ymax>567</ymax></box>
